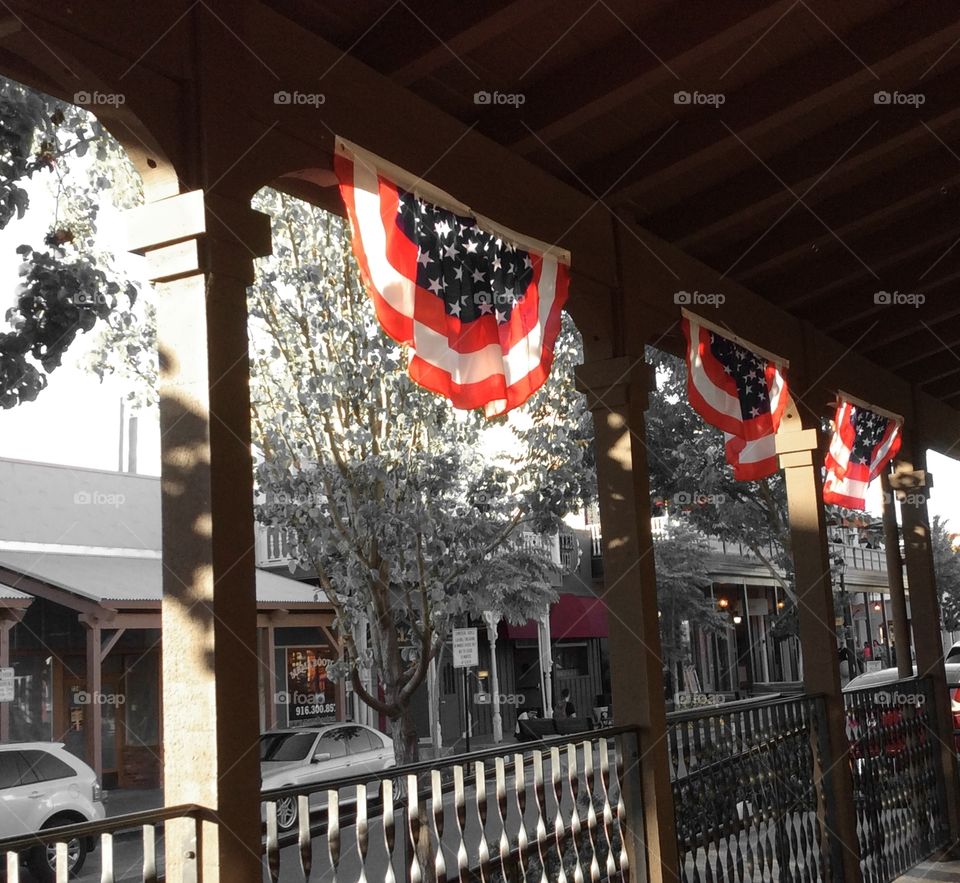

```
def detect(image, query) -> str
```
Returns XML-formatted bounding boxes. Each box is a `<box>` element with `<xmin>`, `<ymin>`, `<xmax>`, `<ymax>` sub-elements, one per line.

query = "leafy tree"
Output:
<box><xmin>0</xmin><ymin>76</ymin><xmax>140</xmax><ymax>407</ymax></box>
<box><xmin>249</xmin><ymin>189</ymin><xmax>590</xmax><ymax>762</ymax></box>
<box><xmin>653</xmin><ymin>523</ymin><xmax>725</xmax><ymax>696</ymax></box>
<box><xmin>645</xmin><ymin>349</ymin><xmax>793</xmax><ymax>588</ymax></box>
<box><xmin>89</xmin><ymin>187</ymin><xmax>593</xmax><ymax>762</ymax></box>
<box><xmin>932</xmin><ymin>516</ymin><xmax>960</xmax><ymax>631</ymax></box>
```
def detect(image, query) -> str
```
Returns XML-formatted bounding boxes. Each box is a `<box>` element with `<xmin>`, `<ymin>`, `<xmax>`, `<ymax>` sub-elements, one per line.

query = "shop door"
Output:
<box><xmin>438</xmin><ymin>658</ymin><xmax>460</xmax><ymax>745</ymax></box>
<box><xmin>62</xmin><ymin>677</ymin><xmax>120</xmax><ymax>788</ymax></box>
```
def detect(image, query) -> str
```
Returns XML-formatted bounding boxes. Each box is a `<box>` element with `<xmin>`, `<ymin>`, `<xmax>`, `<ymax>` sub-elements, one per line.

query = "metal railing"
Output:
<box><xmin>844</xmin><ymin>676</ymin><xmax>949</xmax><ymax>883</ymax></box>
<box><xmin>0</xmin><ymin>803</ymin><xmax>212</xmax><ymax>882</ymax></box>
<box><xmin>592</xmin><ymin>523</ymin><xmax>886</xmax><ymax>575</ymax></box>
<box><xmin>667</xmin><ymin>694</ymin><xmax>836</xmax><ymax>882</ymax></box>
<box><xmin>257</xmin><ymin>523</ymin><xmax>293</xmax><ymax>566</ymax></box>
<box><xmin>262</xmin><ymin>725</ymin><xmax>640</xmax><ymax>882</ymax></box>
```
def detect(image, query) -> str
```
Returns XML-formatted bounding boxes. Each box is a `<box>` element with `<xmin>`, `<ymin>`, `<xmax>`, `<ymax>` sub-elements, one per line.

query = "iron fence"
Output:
<box><xmin>667</xmin><ymin>695</ymin><xmax>836</xmax><ymax>883</ymax></box>
<box><xmin>844</xmin><ymin>675</ymin><xmax>949</xmax><ymax>883</ymax></box>
<box><xmin>262</xmin><ymin>725</ymin><xmax>640</xmax><ymax>882</ymax></box>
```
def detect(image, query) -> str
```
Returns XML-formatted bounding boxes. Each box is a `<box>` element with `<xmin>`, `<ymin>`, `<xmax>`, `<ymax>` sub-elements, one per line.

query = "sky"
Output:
<box><xmin>1</xmin><ymin>136</ymin><xmax>958</xmax><ymax>529</ymax></box>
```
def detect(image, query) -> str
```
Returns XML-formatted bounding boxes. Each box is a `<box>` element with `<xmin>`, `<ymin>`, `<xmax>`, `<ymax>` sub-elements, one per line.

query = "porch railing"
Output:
<box><xmin>667</xmin><ymin>694</ymin><xmax>836</xmax><ymax>882</ymax></box>
<box><xmin>262</xmin><ymin>725</ymin><xmax>640</xmax><ymax>882</ymax></box>
<box><xmin>0</xmin><ymin>802</ymin><xmax>212</xmax><ymax>882</ymax></box>
<box><xmin>844</xmin><ymin>676</ymin><xmax>949</xmax><ymax>883</ymax></box>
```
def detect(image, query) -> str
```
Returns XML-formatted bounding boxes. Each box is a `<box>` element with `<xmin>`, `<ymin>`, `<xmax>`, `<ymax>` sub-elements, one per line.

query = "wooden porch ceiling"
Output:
<box><xmin>268</xmin><ymin>0</ymin><xmax>960</xmax><ymax>407</ymax></box>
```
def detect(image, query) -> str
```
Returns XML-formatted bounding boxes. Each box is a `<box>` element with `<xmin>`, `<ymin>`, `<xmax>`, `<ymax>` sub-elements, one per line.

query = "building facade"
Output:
<box><xmin>0</xmin><ymin>459</ymin><xmax>340</xmax><ymax>789</ymax></box>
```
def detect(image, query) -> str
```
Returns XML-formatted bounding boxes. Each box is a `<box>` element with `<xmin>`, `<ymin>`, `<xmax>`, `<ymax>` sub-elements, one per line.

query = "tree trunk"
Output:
<box><xmin>389</xmin><ymin>704</ymin><xmax>437</xmax><ymax>883</ymax></box>
<box><xmin>390</xmin><ymin>701</ymin><xmax>421</xmax><ymax>765</ymax></box>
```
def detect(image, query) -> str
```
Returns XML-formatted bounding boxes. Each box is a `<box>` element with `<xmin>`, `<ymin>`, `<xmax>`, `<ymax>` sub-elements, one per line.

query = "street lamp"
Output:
<box><xmin>481</xmin><ymin>610</ymin><xmax>503</xmax><ymax>743</ymax></box>
<box><xmin>832</xmin><ymin>554</ymin><xmax>859</xmax><ymax>677</ymax></box>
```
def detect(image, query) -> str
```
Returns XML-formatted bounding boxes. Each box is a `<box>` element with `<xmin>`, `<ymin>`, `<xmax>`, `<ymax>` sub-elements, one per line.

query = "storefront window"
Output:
<box><xmin>125</xmin><ymin>652</ymin><xmax>159</xmax><ymax>747</ymax></box>
<box><xmin>9</xmin><ymin>655</ymin><xmax>52</xmax><ymax>742</ymax></box>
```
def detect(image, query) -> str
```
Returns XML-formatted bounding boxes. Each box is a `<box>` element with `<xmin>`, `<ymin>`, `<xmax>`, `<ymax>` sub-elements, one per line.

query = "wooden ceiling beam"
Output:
<box><xmin>735</xmin><ymin>171</ymin><xmax>960</xmax><ymax>284</ymax></box>
<box><xmin>390</xmin><ymin>0</ymin><xmax>557</xmax><ymax>86</ymax></box>
<box><xmin>604</xmin><ymin>5</ymin><xmax>960</xmax><ymax>210</ymax></box>
<box><xmin>863</xmin><ymin>304</ymin><xmax>960</xmax><ymax>360</ymax></box>
<box><xmin>672</xmin><ymin>105</ymin><xmax>960</xmax><ymax>254</ymax></box>
<box><xmin>779</xmin><ymin>225</ymin><xmax>960</xmax><ymax>311</ymax></box>
<box><xmin>505</xmin><ymin>0</ymin><xmax>786</xmax><ymax>153</ymax></box>
<box><xmin>748</xmin><ymin>200</ymin><xmax>960</xmax><ymax>308</ymax></box>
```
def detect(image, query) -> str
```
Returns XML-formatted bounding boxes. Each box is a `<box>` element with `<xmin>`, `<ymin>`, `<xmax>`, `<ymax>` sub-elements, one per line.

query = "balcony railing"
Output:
<box><xmin>591</xmin><ymin>522</ymin><xmax>888</xmax><ymax>575</ymax></box>
<box><xmin>667</xmin><ymin>695</ymin><xmax>836</xmax><ymax>882</ymax></box>
<box><xmin>0</xmin><ymin>699</ymin><xmax>952</xmax><ymax>882</ymax></box>
<box><xmin>262</xmin><ymin>725</ymin><xmax>639</xmax><ymax>882</ymax></box>
<box><xmin>257</xmin><ymin>523</ymin><xmax>294</xmax><ymax>566</ymax></box>
<box><xmin>0</xmin><ymin>803</ymin><xmax>213</xmax><ymax>882</ymax></box>
<box><xmin>844</xmin><ymin>676</ymin><xmax>949</xmax><ymax>882</ymax></box>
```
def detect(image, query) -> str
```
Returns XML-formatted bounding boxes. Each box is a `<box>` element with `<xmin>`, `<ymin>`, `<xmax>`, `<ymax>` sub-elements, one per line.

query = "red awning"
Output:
<box><xmin>502</xmin><ymin>594</ymin><xmax>609</xmax><ymax>640</ymax></box>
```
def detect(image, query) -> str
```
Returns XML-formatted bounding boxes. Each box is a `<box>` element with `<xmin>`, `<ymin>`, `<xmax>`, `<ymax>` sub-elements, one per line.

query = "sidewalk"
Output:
<box><xmin>102</xmin><ymin>787</ymin><xmax>163</xmax><ymax>817</ymax></box>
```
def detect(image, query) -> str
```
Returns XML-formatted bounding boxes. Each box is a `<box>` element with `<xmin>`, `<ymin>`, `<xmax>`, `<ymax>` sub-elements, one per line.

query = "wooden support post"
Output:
<box><xmin>0</xmin><ymin>617</ymin><xmax>17</xmax><ymax>742</ymax></box>
<box><xmin>84</xmin><ymin>622</ymin><xmax>102</xmax><ymax>781</ymax></box>
<box><xmin>575</xmin><ymin>356</ymin><xmax>680</xmax><ymax>882</ymax></box>
<box><xmin>264</xmin><ymin>625</ymin><xmax>277</xmax><ymax>730</ymax></box>
<box><xmin>891</xmin><ymin>445</ymin><xmax>960</xmax><ymax>850</ymax></box>
<box><xmin>776</xmin><ymin>420</ymin><xmax>862</xmax><ymax>882</ymax></box>
<box><xmin>880</xmin><ymin>470</ymin><xmax>913</xmax><ymax>678</ymax></box>
<box><xmin>126</xmin><ymin>187</ymin><xmax>271</xmax><ymax>883</ymax></box>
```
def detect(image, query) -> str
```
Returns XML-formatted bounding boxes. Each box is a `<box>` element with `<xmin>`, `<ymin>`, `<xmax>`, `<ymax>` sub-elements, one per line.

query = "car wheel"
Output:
<box><xmin>27</xmin><ymin>829</ymin><xmax>86</xmax><ymax>882</ymax></box>
<box><xmin>275</xmin><ymin>796</ymin><xmax>298</xmax><ymax>831</ymax></box>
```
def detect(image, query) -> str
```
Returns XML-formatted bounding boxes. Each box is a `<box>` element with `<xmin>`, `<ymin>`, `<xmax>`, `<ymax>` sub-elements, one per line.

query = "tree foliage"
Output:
<box><xmin>933</xmin><ymin>516</ymin><xmax>960</xmax><ymax>631</ymax></box>
<box><xmin>653</xmin><ymin>523</ymin><xmax>725</xmax><ymax>694</ymax></box>
<box><xmin>645</xmin><ymin>348</ymin><xmax>792</xmax><ymax>586</ymax></box>
<box><xmin>0</xmin><ymin>76</ymin><xmax>140</xmax><ymax>407</ymax></box>
<box><xmin>248</xmin><ymin>189</ymin><xmax>591</xmax><ymax>760</ymax></box>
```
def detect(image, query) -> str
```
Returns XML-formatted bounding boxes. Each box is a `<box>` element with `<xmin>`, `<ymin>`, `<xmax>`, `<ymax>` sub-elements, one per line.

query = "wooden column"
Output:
<box><xmin>880</xmin><ymin>470</ymin><xmax>913</xmax><ymax>677</ymax></box>
<box><xmin>83</xmin><ymin>622</ymin><xmax>102</xmax><ymax>781</ymax></box>
<box><xmin>776</xmin><ymin>418</ymin><xmax>862</xmax><ymax>882</ymax></box>
<box><xmin>891</xmin><ymin>444</ymin><xmax>960</xmax><ymax>848</ymax></box>
<box><xmin>0</xmin><ymin>612</ymin><xmax>23</xmax><ymax>742</ymax></box>
<box><xmin>264</xmin><ymin>625</ymin><xmax>277</xmax><ymax>730</ymax></box>
<box><xmin>575</xmin><ymin>356</ymin><xmax>680</xmax><ymax>882</ymax></box>
<box><xmin>126</xmin><ymin>188</ymin><xmax>271</xmax><ymax>882</ymax></box>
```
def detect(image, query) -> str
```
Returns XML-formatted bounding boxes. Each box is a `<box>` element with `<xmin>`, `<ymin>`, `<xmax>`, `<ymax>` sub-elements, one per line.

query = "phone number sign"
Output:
<box><xmin>285</xmin><ymin>648</ymin><xmax>337</xmax><ymax>723</ymax></box>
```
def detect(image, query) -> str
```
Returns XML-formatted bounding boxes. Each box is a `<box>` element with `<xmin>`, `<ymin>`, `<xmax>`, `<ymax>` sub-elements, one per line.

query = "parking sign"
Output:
<box><xmin>452</xmin><ymin>628</ymin><xmax>479</xmax><ymax>668</ymax></box>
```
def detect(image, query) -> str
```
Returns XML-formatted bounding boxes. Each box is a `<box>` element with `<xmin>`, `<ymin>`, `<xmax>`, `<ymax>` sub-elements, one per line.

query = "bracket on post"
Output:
<box><xmin>574</xmin><ymin>357</ymin><xmax>654</xmax><ymax>411</ymax></box>
<box><xmin>888</xmin><ymin>468</ymin><xmax>932</xmax><ymax>495</ymax></box>
<box><xmin>775</xmin><ymin>428</ymin><xmax>819</xmax><ymax>468</ymax></box>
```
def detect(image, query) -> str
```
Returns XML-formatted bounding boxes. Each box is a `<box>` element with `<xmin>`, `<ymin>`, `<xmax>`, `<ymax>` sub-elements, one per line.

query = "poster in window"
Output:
<box><xmin>285</xmin><ymin>648</ymin><xmax>337</xmax><ymax>722</ymax></box>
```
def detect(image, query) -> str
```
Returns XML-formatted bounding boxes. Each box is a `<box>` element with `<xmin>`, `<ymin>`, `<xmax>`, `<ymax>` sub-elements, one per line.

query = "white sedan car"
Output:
<box><xmin>261</xmin><ymin>724</ymin><xmax>395</xmax><ymax>831</ymax></box>
<box><xmin>0</xmin><ymin>742</ymin><xmax>105</xmax><ymax>881</ymax></box>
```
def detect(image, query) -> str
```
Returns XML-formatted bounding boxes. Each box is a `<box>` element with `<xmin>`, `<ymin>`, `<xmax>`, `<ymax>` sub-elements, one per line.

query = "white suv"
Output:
<box><xmin>0</xmin><ymin>742</ymin><xmax>105</xmax><ymax>881</ymax></box>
